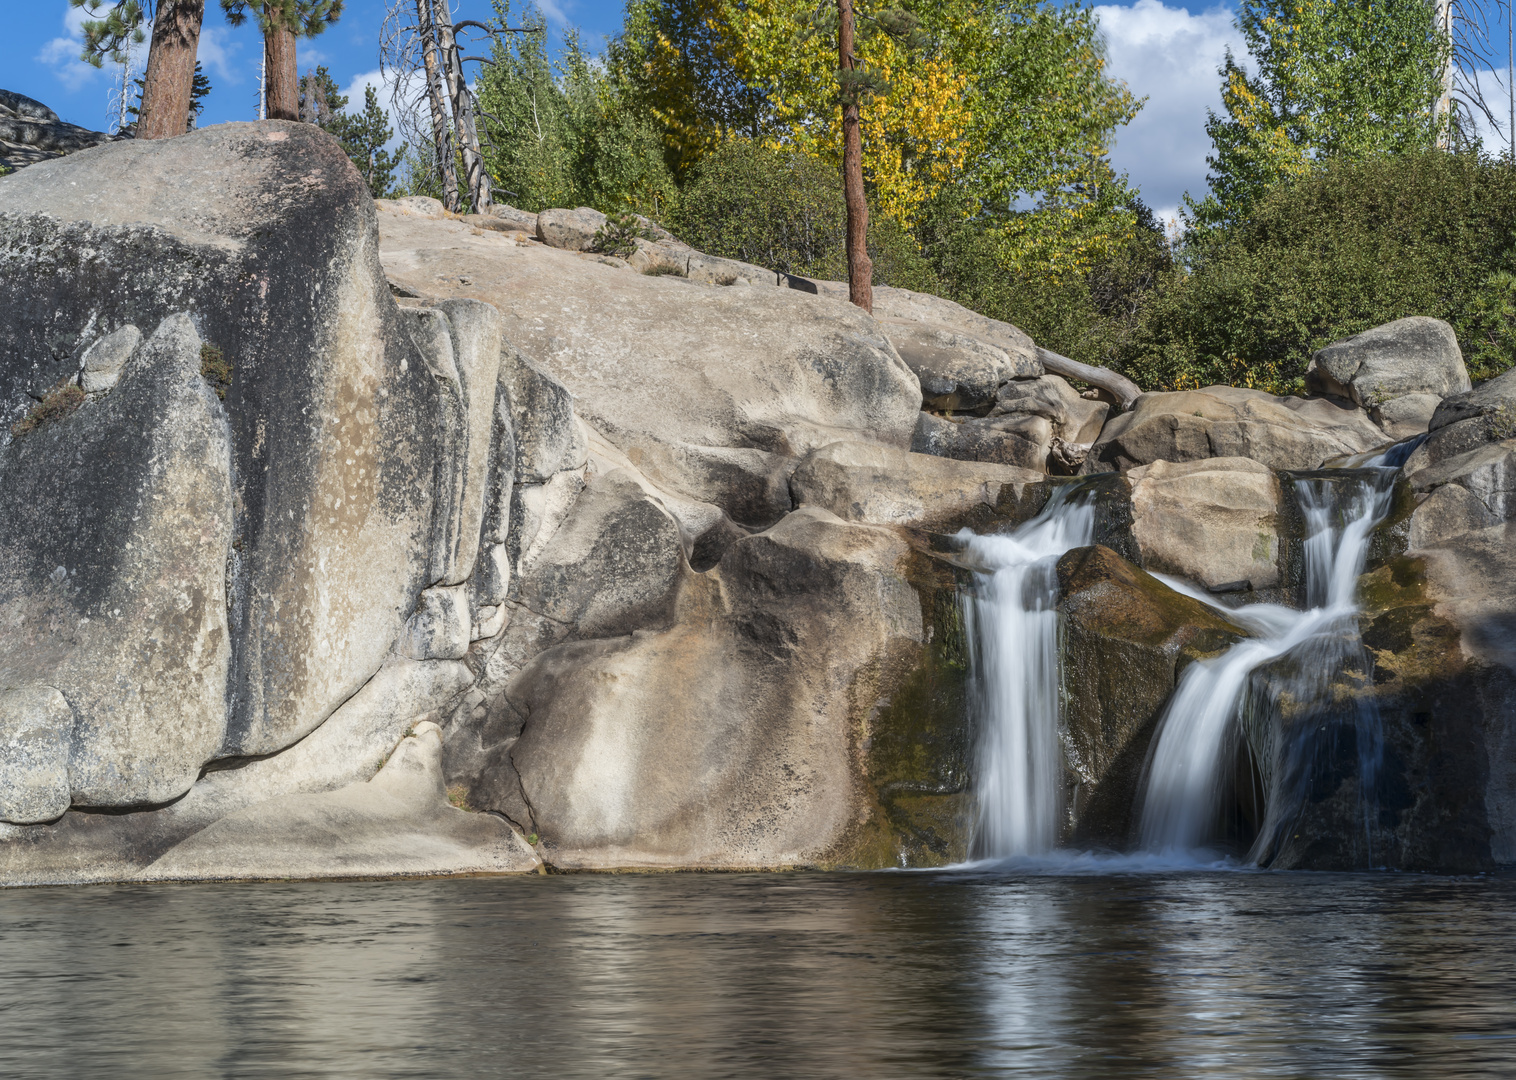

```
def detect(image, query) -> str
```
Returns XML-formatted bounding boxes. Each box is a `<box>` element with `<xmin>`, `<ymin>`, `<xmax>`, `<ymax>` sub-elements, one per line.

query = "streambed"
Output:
<box><xmin>1</xmin><ymin>868</ymin><xmax>1513</xmax><ymax>1077</ymax></box>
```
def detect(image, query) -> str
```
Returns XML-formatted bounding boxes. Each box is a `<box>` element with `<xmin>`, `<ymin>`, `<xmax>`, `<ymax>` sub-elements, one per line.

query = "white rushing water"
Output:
<box><xmin>1137</xmin><ymin>470</ymin><xmax>1397</xmax><ymax>855</ymax></box>
<box><xmin>958</xmin><ymin>492</ymin><xmax>1094</xmax><ymax>858</ymax></box>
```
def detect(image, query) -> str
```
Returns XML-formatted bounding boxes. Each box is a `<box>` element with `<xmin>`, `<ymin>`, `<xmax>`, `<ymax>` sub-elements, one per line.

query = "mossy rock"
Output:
<box><xmin>1244</xmin><ymin>555</ymin><xmax>1496</xmax><ymax>872</ymax></box>
<box><xmin>1056</xmin><ymin>545</ymin><xmax>1248</xmax><ymax>847</ymax></box>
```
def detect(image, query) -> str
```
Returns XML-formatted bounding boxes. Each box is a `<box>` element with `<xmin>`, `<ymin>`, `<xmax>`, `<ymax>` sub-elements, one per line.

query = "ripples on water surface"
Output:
<box><xmin>2</xmin><ymin>868</ymin><xmax>1514</xmax><ymax>1078</ymax></box>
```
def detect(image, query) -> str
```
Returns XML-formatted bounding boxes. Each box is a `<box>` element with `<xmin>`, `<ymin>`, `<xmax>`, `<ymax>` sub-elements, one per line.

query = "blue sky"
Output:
<box><xmin>8</xmin><ymin>1</ymin><xmax>1512</xmax><ymax>224</ymax></box>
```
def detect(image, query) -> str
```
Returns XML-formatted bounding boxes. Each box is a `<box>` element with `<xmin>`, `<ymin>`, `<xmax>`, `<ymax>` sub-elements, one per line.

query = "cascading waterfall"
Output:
<box><xmin>1137</xmin><ymin>467</ymin><xmax>1398</xmax><ymax>856</ymax></box>
<box><xmin>958</xmin><ymin>490</ymin><xmax>1094</xmax><ymax>858</ymax></box>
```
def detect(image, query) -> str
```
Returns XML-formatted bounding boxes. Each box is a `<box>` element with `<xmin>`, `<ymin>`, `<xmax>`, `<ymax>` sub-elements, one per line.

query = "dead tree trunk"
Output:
<box><xmin>264</xmin><ymin>16</ymin><xmax>299</xmax><ymax>121</ymax></box>
<box><xmin>431</xmin><ymin>0</ymin><xmax>492</xmax><ymax>212</ymax></box>
<box><xmin>415</xmin><ymin>0</ymin><xmax>461</xmax><ymax>212</ymax></box>
<box><xmin>838</xmin><ymin>0</ymin><xmax>872</xmax><ymax>313</ymax></box>
<box><xmin>136</xmin><ymin>0</ymin><xmax>205</xmax><ymax>139</ymax></box>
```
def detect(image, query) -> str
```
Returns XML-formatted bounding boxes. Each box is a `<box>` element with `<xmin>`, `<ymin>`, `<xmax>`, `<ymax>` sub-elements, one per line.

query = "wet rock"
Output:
<box><xmin>1055</xmin><ymin>545</ymin><xmax>1248</xmax><ymax>847</ymax></box>
<box><xmin>1247</xmin><ymin>556</ymin><xmax>1499</xmax><ymax>873</ymax></box>
<box><xmin>1128</xmin><ymin>457</ymin><xmax>1282</xmax><ymax>592</ymax></box>
<box><xmin>790</xmin><ymin>440</ymin><xmax>1045</xmax><ymax>531</ymax></box>
<box><xmin>1086</xmin><ymin>385</ymin><xmax>1387</xmax><ymax>472</ymax></box>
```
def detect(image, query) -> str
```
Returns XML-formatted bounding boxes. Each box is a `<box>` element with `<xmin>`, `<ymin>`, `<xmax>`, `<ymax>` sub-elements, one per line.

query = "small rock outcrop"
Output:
<box><xmin>0</xmin><ymin>90</ymin><xmax>115</xmax><ymax>172</ymax></box>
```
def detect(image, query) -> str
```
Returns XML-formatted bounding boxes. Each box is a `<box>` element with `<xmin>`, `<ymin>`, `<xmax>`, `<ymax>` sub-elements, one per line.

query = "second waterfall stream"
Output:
<box><xmin>958</xmin><ymin>467</ymin><xmax>1398</xmax><ymax>863</ymax></box>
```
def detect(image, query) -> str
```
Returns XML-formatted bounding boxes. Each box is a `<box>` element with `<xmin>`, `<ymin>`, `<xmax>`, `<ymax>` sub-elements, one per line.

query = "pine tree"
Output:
<box><xmin>221</xmin><ymin>0</ymin><xmax>343</xmax><ymax>121</ymax></box>
<box><xmin>327</xmin><ymin>86</ymin><xmax>406</xmax><ymax>198</ymax></box>
<box><xmin>128</xmin><ymin>59</ymin><xmax>210</xmax><ymax>131</ymax></box>
<box><xmin>298</xmin><ymin>65</ymin><xmax>346</xmax><ymax>126</ymax></box>
<box><xmin>73</xmin><ymin>0</ymin><xmax>206</xmax><ymax>139</ymax></box>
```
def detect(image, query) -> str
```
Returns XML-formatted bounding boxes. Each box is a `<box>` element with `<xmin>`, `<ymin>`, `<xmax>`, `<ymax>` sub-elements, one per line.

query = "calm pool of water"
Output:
<box><xmin>1</xmin><ymin>865</ymin><xmax>1513</xmax><ymax>1078</ymax></box>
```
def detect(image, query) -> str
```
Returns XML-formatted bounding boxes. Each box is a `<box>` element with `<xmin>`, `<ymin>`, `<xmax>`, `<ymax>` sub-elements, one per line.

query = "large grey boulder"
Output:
<box><xmin>1307</xmin><ymin>318</ymin><xmax>1471</xmax><ymax>422</ymax></box>
<box><xmin>991</xmin><ymin>374</ymin><xmax>1110</xmax><ymax>469</ymax></box>
<box><xmin>1405</xmin><ymin>367</ymin><xmax>1516</xmax><ymax>470</ymax></box>
<box><xmin>469</xmin><ymin>509</ymin><xmax>930</xmax><ymax>869</ymax></box>
<box><xmin>1086</xmin><ymin>385</ymin><xmax>1387</xmax><ymax>472</ymax></box>
<box><xmin>0</xmin><ymin>315</ymin><xmax>232</xmax><ymax>813</ymax></box>
<box><xmin>882</xmin><ymin>319</ymin><xmax>1040</xmax><ymax>413</ymax></box>
<box><xmin>790</xmin><ymin>440</ymin><xmax>1044</xmax><ymax>530</ymax></box>
<box><xmin>1</xmin><ymin>122</ymin><xmax>440</xmax><ymax>762</ymax></box>
<box><xmin>1127</xmin><ymin>457</ymin><xmax>1282</xmax><ymax>592</ymax></box>
<box><xmin>1406</xmin><ymin>439</ymin><xmax>1516</xmax><ymax>548</ymax></box>
<box><xmin>379</xmin><ymin>208</ymin><xmax>921</xmax><ymax>526</ymax></box>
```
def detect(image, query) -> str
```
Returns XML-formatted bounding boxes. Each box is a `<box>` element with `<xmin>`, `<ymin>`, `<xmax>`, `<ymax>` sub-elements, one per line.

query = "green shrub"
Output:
<box><xmin>1123</xmin><ymin>151</ymin><xmax>1516</xmax><ymax>392</ymax></box>
<box><xmin>590</xmin><ymin>210</ymin><xmax>652</xmax><ymax>257</ymax></box>
<box><xmin>917</xmin><ymin>188</ymin><xmax>1172</xmax><ymax>373</ymax></box>
<box><xmin>670</xmin><ymin>138</ymin><xmax>939</xmax><ymax>292</ymax></box>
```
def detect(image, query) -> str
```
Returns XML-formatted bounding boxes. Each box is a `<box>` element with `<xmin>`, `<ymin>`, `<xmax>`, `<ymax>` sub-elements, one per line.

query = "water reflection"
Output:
<box><xmin>0</xmin><ymin>871</ymin><xmax>1513</xmax><ymax>1077</ymax></box>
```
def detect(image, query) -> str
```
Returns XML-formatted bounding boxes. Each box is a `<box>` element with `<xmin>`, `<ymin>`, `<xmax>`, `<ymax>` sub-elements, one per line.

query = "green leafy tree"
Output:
<box><xmin>1125</xmin><ymin>151</ymin><xmax>1516</xmax><ymax>392</ymax></box>
<box><xmin>328</xmin><ymin>86</ymin><xmax>406</xmax><ymax>198</ymax></box>
<box><xmin>1188</xmin><ymin>0</ymin><xmax>1448</xmax><ymax>231</ymax></box>
<box><xmin>476</xmin><ymin>3</ymin><xmax>676</xmax><ymax>215</ymax></box>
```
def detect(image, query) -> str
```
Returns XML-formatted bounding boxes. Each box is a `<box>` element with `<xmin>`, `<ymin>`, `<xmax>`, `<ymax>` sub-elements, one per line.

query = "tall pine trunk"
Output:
<box><xmin>838</xmin><ymin>0</ymin><xmax>872</xmax><ymax>313</ymax></box>
<box><xmin>137</xmin><ymin>0</ymin><xmax>205</xmax><ymax>139</ymax></box>
<box><xmin>264</xmin><ymin>16</ymin><xmax>298</xmax><ymax>122</ymax></box>
<box><xmin>416</xmin><ymin>0</ymin><xmax>461</xmax><ymax>212</ymax></box>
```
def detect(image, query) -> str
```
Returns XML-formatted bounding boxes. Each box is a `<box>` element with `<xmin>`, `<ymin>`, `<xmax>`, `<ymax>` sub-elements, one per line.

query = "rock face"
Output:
<box><xmin>379</xmin><ymin>209</ymin><xmax>921</xmax><ymax>528</ymax></box>
<box><xmin>790</xmin><ymin>441</ymin><xmax>1045</xmax><ymax>530</ymax></box>
<box><xmin>0</xmin><ymin>315</ymin><xmax>232</xmax><ymax>813</ymax></box>
<box><xmin>1</xmin><ymin>128</ymin><xmax>1511</xmax><ymax>882</ymax></box>
<box><xmin>0</xmin><ymin>90</ymin><xmax>115</xmax><ymax>172</ymax></box>
<box><xmin>1</xmin><ymin>122</ymin><xmax>440</xmax><ymax>764</ymax></box>
<box><xmin>1087</xmin><ymin>385</ymin><xmax>1388</xmax><ymax>472</ymax></box>
<box><xmin>882</xmin><ymin>319</ymin><xmax>1039</xmax><ymax>413</ymax></box>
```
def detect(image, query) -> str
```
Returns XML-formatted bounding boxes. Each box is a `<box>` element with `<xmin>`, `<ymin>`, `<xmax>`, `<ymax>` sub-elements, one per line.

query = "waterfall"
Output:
<box><xmin>1137</xmin><ymin>469</ymin><xmax>1397</xmax><ymax>856</ymax></box>
<box><xmin>958</xmin><ymin>490</ymin><xmax>1095</xmax><ymax>858</ymax></box>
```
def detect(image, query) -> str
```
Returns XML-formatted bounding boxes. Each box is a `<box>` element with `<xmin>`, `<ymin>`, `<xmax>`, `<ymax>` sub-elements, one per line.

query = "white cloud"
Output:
<box><xmin>37</xmin><ymin>4</ymin><xmax>104</xmax><ymax>92</ymax></box>
<box><xmin>1095</xmin><ymin>0</ymin><xmax>1243</xmax><ymax>221</ymax></box>
<box><xmin>197</xmin><ymin>25</ymin><xmax>242</xmax><ymax>85</ymax></box>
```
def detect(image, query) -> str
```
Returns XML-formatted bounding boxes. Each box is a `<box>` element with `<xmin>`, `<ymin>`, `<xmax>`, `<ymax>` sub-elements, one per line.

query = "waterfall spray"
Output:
<box><xmin>958</xmin><ymin>490</ymin><xmax>1094</xmax><ymax>858</ymax></box>
<box><xmin>1137</xmin><ymin>470</ymin><xmax>1397</xmax><ymax>857</ymax></box>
